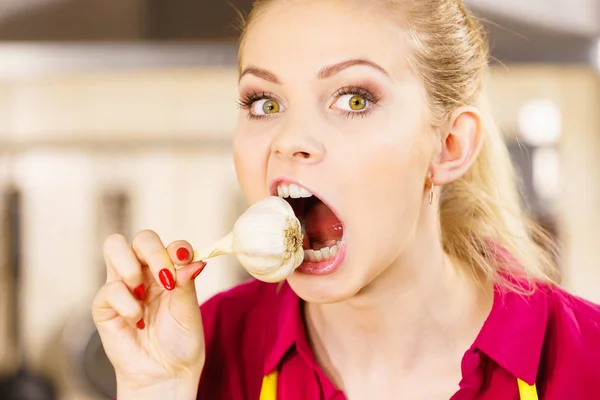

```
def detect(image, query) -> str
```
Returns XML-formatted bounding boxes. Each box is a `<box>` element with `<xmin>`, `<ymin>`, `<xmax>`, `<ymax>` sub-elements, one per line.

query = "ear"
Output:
<box><xmin>430</xmin><ymin>106</ymin><xmax>485</xmax><ymax>186</ymax></box>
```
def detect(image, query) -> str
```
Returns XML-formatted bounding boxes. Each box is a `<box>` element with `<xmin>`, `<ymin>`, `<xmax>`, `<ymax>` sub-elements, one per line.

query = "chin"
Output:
<box><xmin>286</xmin><ymin>260</ymin><xmax>364</xmax><ymax>304</ymax></box>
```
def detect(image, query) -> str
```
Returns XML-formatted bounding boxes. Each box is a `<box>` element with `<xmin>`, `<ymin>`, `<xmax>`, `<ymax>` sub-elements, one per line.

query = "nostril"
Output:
<box><xmin>294</xmin><ymin>151</ymin><xmax>311</xmax><ymax>159</ymax></box>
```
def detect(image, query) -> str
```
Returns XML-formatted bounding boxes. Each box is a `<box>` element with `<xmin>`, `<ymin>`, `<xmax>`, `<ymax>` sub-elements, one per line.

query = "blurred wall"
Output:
<box><xmin>488</xmin><ymin>66</ymin><xmax>600</xmax><ymax>300</ymax></box>
<box><xmin>0</xmin><ymin>0</ymin><xmax>146</xmax><ymax>40</ymax></box>
<box><xmin>466</xmin><ymin>0</ymin><xmax>600</xmax><ymax>35</ymax></box>
<box><xmin>0</xmin><ymin>0</ymin><xmax>256</xmax><ymax>41</ymax></box>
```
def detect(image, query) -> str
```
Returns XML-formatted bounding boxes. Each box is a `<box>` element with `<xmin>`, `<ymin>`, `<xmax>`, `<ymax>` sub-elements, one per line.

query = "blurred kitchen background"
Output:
<box><xmin>0</xmin><ymin>0</ymin><xmax>598</xmax><ymax>399</ymax></box>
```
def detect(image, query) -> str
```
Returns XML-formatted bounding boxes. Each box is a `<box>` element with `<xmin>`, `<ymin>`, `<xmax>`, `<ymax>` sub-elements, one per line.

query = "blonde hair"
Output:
<box><xmin>238</xmin><ymin>0</ymin><xmax>560</xmax><ymax>290</ymax></box>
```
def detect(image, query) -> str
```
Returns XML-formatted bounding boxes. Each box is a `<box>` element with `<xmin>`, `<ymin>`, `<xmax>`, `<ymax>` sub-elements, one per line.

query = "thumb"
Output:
<box><xmin>174</xmin><ymin>260</ymin><xmax>207</xmax><ymax>285</ymax></box>
<box><xmin>164</xmin><ymin>260</ymin><xmax>206</xmax><ymax>330</ymax></box>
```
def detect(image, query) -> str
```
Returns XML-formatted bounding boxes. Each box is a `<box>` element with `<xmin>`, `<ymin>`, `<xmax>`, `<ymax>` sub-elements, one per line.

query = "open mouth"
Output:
<box><xmin>273</xmin><ymin>181</ymin><xmax>345</xmax><ymax>268</ymax></box>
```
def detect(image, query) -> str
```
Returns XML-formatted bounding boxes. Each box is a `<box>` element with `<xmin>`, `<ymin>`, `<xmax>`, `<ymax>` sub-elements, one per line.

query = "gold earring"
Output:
<box><xmin>428</xmin><ymin>174</ymin><xmax>435</xmax><ymax>205</ymax></box>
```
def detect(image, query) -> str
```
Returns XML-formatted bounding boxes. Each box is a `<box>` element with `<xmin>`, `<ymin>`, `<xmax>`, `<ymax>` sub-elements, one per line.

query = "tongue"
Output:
<box><xmin>304</xmin><ymin>201</ymin><xmax>343</xmax><ymax>245</ymax></box>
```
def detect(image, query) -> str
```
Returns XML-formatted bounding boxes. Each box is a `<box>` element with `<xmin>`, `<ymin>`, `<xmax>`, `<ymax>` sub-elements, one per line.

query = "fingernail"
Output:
<box><xmin>133</xmin><ymin>284</ymin><xmax>146</xmax><ymax>301</ymax></box>
<box><xmin>159</xmin><ymin>268</ymin><xmax>175</xmax><ymax>291</ymax></box>
<box><xmin>191</xmin><ymin>262</ymin><xmax>207</xmax><ymax>280</ymax></box>
<box><xmin>136</xmin><ymin>318</ymin><xmax>145</xmax><ymax>330</ymax></box>
<box><xmin>176</xmin><ymin>247</ymin><xmax>190</xmax><ymax>262</ymax></box>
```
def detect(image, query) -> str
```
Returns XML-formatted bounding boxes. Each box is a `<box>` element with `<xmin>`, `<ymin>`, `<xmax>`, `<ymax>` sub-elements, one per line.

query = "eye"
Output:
<box><xmin>252</xmin><ymin>99</ymin><xmax>281</xmax><ymax>116</ymax></box>
<box><xmin>237</xmin><ymin>91</ymin><xmax>285</xmax><ymax>120</ymax></box>
<box><xmin>329</xmin><ymin>85</ymin><xmax>380</xmax><ymax>116</ymax></box>
<box><xmin>332</xmin><ymin>94</ymin><xmax>369</xmax><ymax>112</ymax></box>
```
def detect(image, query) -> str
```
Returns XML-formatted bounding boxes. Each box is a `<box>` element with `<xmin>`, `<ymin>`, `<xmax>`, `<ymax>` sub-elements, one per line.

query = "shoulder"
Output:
<box><xmin>545</xmin><ymin>285</ymin><xmax>600</xmax><ymax>341</ymax></box>
<box><xmin>539</xmin><ymin>286</ymin><xmax>600</xmax><ymax>393</ymax></box>
<box><xmin>198</xmin><ymin>279</ymin><xmax>281</xmax><ymax>399</ymax></box>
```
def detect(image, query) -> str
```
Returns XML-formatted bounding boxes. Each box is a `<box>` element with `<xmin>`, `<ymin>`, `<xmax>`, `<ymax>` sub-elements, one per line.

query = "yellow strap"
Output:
<box><xmin>259</xmin><ymin>370</ymin><xmax>278</xmax><ymax>400</ymax></box>
<box><xmin>260</xmin><ymin>372</ymin><xmax>536</xmax><ymax>399</ymax></box>
<box><xmin>517</xmin><ymin>378</ymin><xmax>538</xmax><ymax>400</ymax></box>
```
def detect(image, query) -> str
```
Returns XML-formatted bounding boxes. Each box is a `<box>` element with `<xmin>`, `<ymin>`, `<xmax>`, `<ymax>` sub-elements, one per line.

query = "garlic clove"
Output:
<box><xmin>185</xmin><ymin>196</ymin><xmax>305</xmax><ymax>283</ymax></box>
<box><xmin>232</xmin><ymin>197</ymin><xmax>304</xmax><ymax>281</ymax></box>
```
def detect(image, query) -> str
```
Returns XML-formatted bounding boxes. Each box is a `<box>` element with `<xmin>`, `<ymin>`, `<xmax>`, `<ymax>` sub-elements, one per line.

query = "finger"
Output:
<box><xmin>175</xmin><ymin>260</ymin><xmax>208</xmax><ymax>283</ymax></box>
<box><xmin>92</xmin><ymin>280</ymin><xmax>145</xmax><ymax>329</ymax></box>
<box><xmin>169</xmin><ymin>260</ymin><xmax>205</xmax><ymax>331</ymax></box>
<box><xmin>167</xmin><ymin>240</ymin><xmax>195</xmax><ymax>266</ymax></box>
<box><xmin>132</xmin><ymin>230</ymin><xmax>177</xmax><ymax>292</ymax></box>
<box><xmin>103</xmin><ymin>233</ymin><xmax>146</xmax><ymax>301</ymax></box>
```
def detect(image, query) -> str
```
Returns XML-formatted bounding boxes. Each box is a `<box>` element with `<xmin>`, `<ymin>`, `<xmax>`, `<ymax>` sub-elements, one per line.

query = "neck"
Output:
<box><xmin>304</xmin><ymin>218</ymin><xmax>493</xmax><ymax>388</ymax></box>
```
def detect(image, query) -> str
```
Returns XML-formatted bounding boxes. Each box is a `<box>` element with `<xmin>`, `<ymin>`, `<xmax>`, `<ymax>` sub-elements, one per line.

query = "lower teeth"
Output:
<box><xmin>304</xmin><ymin>239</ymin><xmax>343</xmax><ymax>262</ymax></box>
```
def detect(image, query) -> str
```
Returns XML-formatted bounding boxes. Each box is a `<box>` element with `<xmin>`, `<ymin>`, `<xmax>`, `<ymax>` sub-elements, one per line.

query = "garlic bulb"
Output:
<box><xmin>185</xmin><ymin>196</ymin><xmax>305</xmax><ymax>282</ymax></box>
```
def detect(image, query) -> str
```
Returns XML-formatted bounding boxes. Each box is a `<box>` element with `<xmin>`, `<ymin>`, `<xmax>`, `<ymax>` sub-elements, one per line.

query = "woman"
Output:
<box><xmin>92</xmin><ymin>0</ymin><xmax>600</xmax><ymax>399</ymax></box>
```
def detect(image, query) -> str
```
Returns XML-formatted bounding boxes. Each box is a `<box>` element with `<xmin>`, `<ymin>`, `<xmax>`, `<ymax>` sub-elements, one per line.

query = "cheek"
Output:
<box><xmin>356</xmin><ymin>144</ymin><xmax>424</xmax><ymax>218</ymax></box>
<box><xmin>336</xmin><ymin>116</ymin><xmax>429</xmax><ymax>241</ymax></box>
<box><xmin>233</xmin><ymin>130</ymin><xmax>270</xmax><ymax>204</ymax></box>
<box><xmin>368</xmin><ymin>106</ymin><xmax>431</xmax><ymax>206</ymax></box>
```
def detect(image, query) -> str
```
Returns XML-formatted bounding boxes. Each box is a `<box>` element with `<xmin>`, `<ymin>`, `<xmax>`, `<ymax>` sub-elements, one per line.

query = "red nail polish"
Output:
<box><xmin>191</xmin><ymin>262</ymin><xmax>207</xmax><ymax>280</ymax></box>
<box><xmin>176</xmin><ymin>247</ymin><xmax>190</xmax><ymax>262</ymax></box>
<box><xmin>159</xmin><ymin>269</ymin><xmax>175</xmax><ymax>291</ymax></box>
<box><xmin>133</xmin><ymin>284</ymin><xmax>146</xmax><ymax>301</ymax></box>
<box><xmin>136</xmin><ymin>318</ymin><xmax>145</xmax><ymax>330</ymax></box>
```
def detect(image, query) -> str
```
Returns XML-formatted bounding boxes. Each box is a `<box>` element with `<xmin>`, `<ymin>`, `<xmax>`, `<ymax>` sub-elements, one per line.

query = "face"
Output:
<box><xmin>234</xmin><ymin>0</ymin><xmax>435</xmax><ymax>303</ymax></box>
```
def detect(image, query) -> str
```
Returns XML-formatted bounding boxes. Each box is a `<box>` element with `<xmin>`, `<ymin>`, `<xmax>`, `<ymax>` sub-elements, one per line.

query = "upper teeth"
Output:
<box><xmin>277</xmin><ymin>183</ymin><xmax>313</xmax><ymax>199</ymax></box>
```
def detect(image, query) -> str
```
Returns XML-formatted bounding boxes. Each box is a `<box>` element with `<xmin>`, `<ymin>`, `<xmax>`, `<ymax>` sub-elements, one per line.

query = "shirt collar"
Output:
<box><xmin>473</xmin><ymin>278</ymin><xmax>549</xmax><ymax>385</ymax></box>
<box><xmin>263</xmin><ymin>276</ymin><xmax>550</xmax><ymax>386</ymax></box>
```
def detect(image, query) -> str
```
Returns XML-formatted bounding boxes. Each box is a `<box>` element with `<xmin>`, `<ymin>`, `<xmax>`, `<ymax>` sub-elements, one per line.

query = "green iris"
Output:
<box><xmin>263</xmin><ymin>100</ymin><xmax>280</xmax><ymax>114</ymax></box>
<box><xmin>349</xmin><ymin>95</ymin><xmax>367</xmax><ymax>111</ymax></box>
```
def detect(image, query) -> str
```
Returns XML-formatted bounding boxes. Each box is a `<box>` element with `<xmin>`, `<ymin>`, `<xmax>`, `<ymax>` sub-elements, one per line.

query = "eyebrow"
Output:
<box><xmin>239</xmin><ymin>58</ymin><xmax>390</xmax><ymax>83</ymax></box>
<box><xmin>318</xmin><ymin>58</ymin><xmax>390</xmax><ymax>79</ymax></box>
<box><xmin>238</xmin><ymin>66</ymin><xmax>281</xmax><ymax>84</ymax></box>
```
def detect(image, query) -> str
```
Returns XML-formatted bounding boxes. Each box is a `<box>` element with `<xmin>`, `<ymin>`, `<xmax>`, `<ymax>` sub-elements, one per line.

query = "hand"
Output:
<box><xmin>92</xmin><ymin>230</ymin><xmax>207</xmax><ymax>398</ymax></box>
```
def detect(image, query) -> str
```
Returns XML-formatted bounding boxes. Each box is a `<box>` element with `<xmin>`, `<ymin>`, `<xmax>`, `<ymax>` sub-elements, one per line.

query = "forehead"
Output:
<box><xmin>240</xmin><ymin>0</ymin><xmax>412</xmax><ymax>82</ymax></box>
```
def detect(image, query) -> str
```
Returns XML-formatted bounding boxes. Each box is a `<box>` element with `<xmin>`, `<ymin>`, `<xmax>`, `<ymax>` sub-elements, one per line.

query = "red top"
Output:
<box><xmin>198</xmin><ymin>278</ymin><xmax>600</xmax><ymax>400</ymax></box>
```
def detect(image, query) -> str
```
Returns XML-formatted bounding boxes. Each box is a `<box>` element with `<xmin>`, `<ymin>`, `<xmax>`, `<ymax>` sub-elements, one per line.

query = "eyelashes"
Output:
<box><xmin>331</xmin><ymin>85</ymin><xmax>381</xmax><ymax>119</ymax></box>
<box><xmin>236</xmin><ymin>85</ymin><xmax>381</xmax><ymax>120</ymax></box>
<box><xmin>236</xmin><ymin>90</ymin><xmax>273</xmax><ymax>110</ymax></box>
<box><xmin>236</xmin><ymin>90</ymin><xmax>282</xmax><ymax>121</ymax></box>
<box><xmin>333</xmin><ymin>85</ymin><xmax>380</xmax><ymax>106</ymax></box>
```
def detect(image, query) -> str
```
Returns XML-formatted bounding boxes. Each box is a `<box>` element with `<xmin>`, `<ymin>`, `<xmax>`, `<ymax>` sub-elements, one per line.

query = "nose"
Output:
<box><xmin>270</xmin><ymin>120</ymin><xmax>325</xmax><ymax>164</ymax></box>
